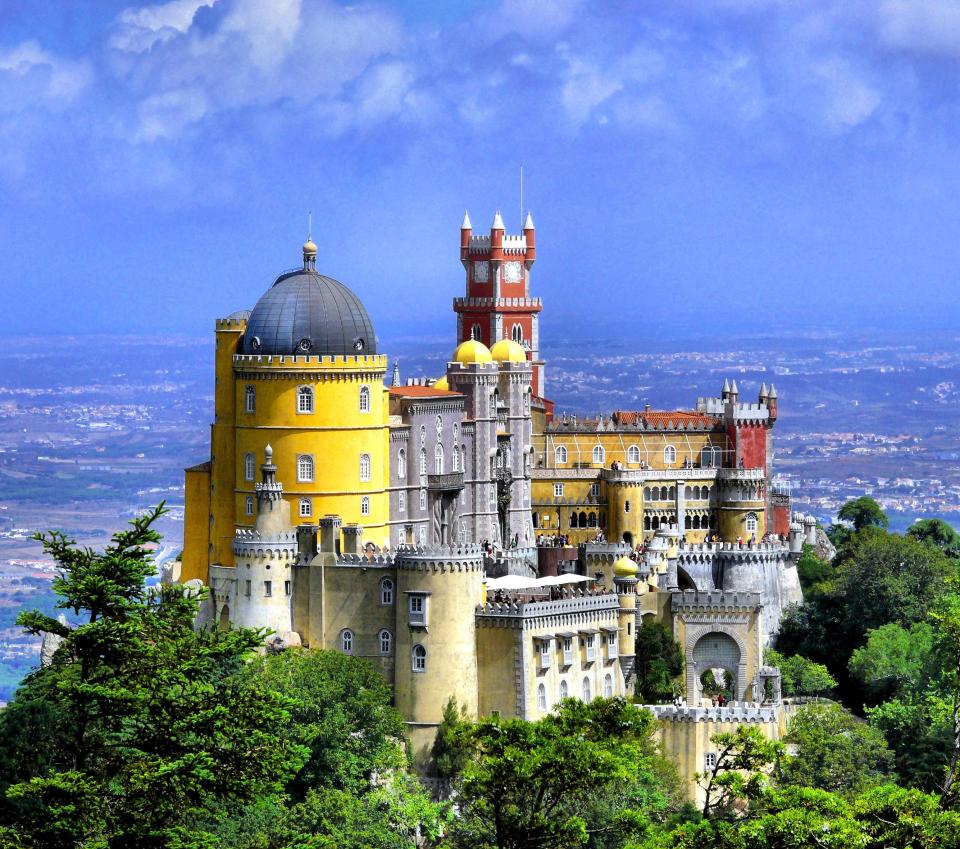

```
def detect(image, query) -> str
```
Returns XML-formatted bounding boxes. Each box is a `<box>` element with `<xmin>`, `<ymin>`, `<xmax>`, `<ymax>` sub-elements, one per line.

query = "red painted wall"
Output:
<box><xmin>728</xmin><ymin>422</ymin><xmax>767</xmax><ymax>470</ymax></box>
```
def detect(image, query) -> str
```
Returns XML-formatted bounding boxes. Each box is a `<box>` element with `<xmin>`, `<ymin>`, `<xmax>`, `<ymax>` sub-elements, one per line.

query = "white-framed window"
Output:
<box><xmin>297</xmin><ymin>455</ymin><xmax>314</xmax><ymax>482</ymax></box>
<box><xmin>745</xmin><ymin>512</ymin><xmax>758</xmax><ymax>534</ymax></box>
<box><xmin>453</xmin><ymin>422</ymin><xmax>459</xmax><ymax>441</ymax></box>
<box><xmin>562</xmin><ymin>636</ymin><xmax>573</xmax><ymax>665</ymax></box>
<box><xmin>555</xmin><ymin>445</ymin><xmax>567</xmax><ymax>465</ymax></box>
<box><xmin>244</xmin><ymin>496</ymin><xmax>254</xmax><ymax>517</ymax></box>
<box><xmin>435</xmin><ymin>443</ymin><xmax>444</xmax><ymax>474</ymax></box>
<box><xmin>299</xmin><ymin>497</ymin><xmax>311</xmax><ymax>517</ymax></box>
<box><xmin>285</xmin><ymin>580</ymin><xmax>291</xmax><ymax>596</ymax></box>
<box><xmin>537</xmin><ymin>683</ymin><xmax>547</xmax><ymax>711</ymax></box>
<box><xmin>604</xmin><ymin>674</ymin><xmax>613</xmax><ymax>698</ymax></box>
<box><xmin>398</xmin><ymin>491</ymin><xmax>406</xmax><ymax>514</ymax></box>
<box><xmin>419</xmin><ymin>448</ymin><xmax>427</xmax><ymax>476</ymax></box>
<box><xmin>705</xmin><ymin>752</ymin><xmax>718</xmax><ymax>770</ymax></box>
<box><xmin>380</xmin><ymin>577</ymin><xmax>394</xmax><ymax>606</ymax></box>
<box><xmin>420</xmin><ymin>489</ymin><xmax>426</xmax><ymax>511</ymax></box>
<box><xmin>412</xmin><ymin>644</ymin><xmax>427</xmax><ymax>672</ymax></box>
<box><xmin>664</xmin><ymin>445</ymin><xmax>677</xmax><ymax>465</ymax></box>
<box><xmin>554</xmin><ymin>483</ymin><xmax>564</xmax><ymax>498</ymax></box>
<box><xmin>244</xmin><ymin>452</ymin><xmax>255</xmax><ymax>482</ymax></box>
<box><xmin>297</xmin><ymin>385</ymin><xmax>314</xmax><ymax>414</ymax></box>
<box><xmin>436</xmin><ymin>414</ymin><xmax>443</xmax><ymax>438</ymax></box>
<box><xmin>244</xmin><ymin>385</ymin><xmax>255</xmax><ymax>413</ymax></box>
<box><xmin>559</xmin><ymin>679</ymin><xmax>569</xmax><ymax>700</ymax></box>
<box><xmin>360</xmin><ymin>453</ymin><xmax>371</xmax><ymax>482</ymax></box>
<box><xmin>409</xmin><ymin>593</ymin><xmax>427</xmax><ymax>626</ymax></box>
<box><xmin>359</xmin><ymin>385</ymin><xmax>371</xmax><ymax>413</ymax></box>
<box><xmin>452</xmin><ymin>446</ymin><xmax>461</xmax><ymax>472</ymax></box>
<box><xmin>361</xmin><ymin>496</ymin><xmax>370</xmax><ymax>516</ymax></box>
<box><xmin>340</xmin><ymin>629</ymin><xmax>353</xmax><ymax>654</ymax></box>
<box><xmin>379</xmin><ymin>629</ymin><xmax>392</xmax><ymax>655</ymax></box>
<box><xmin>627</xmin><ymin>445</ymin><xmax>640</xmax><ymax>464</ymax></box>
<box><xmin>539</xmin><ymin>638</ymin><xmax>551</xmax><ymax>668</ymax></box>
<box><xmin>419</xmin><ymin>424</ymin><xmax>426</xmax><ymax>446</ymax></box>
<box><xmin>264</xmin><ymin>580</ymin><xmax>272</xmax><ymax>597</ymax></box>
<box><xmin>592</xmin><ymin>445</ymin><xmax>605</xmax><ymax>465</ymax></box>
<box><xmin>590</xmin><ymin>483</ymin><xmax>600</xmax><ymax>497</ymax></box>
<box><xmin>607</xmin><ymin>631</ymin><xmax>617</xmax><ymax>658</ymax></box>
<box><xmin>418</xmin><ymin>525</ymin><xmax>426</xmax><ymax>545</ymax></box>
<box><xmin>471</xmin><ymin>323</ymin><xmax>482</xmax><ymax>341</ymax></box>
<box><xmin>585</xmin><ymin>634</ymin><xmax>596</xmax><ymax>662</ymax></box>
<box><xmin>397</xmin><ymin>449</ymin><xmax>406</xmax><ymax>479</ymax></box>
<box><xmin>582</xmin><ymin>677</ymin><xmax>592</xmax><ymax>702</ymax></box>
<box><xmin>512</xmin><ymin>323</ymin><xmax>523</xmax><ymax>343</ymax></box>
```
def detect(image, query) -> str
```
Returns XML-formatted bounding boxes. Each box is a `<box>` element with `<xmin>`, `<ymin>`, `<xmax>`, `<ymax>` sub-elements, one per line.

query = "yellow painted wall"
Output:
<box><xmin>180</xmin><ymin>463</ymin><xmax>211</xmax><ymax>583</ymax></box>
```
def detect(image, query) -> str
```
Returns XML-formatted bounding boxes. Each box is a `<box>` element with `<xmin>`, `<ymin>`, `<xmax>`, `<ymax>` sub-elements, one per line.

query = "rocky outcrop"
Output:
<box><xmin>814</xmin><ymin>527</ymin><xmax>836</xmax><ymax>562</ymax></box>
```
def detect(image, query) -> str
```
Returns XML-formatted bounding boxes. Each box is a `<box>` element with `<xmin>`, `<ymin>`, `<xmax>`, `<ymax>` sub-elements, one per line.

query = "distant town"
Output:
<box><xmin>1</xmin><ymin>329</ymin><xmax>958</xmax><ymax>699</ymax></box>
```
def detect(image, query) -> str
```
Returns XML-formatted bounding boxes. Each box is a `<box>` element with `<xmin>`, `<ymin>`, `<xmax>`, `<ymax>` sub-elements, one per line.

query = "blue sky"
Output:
<box><xmin>3</xmin><ymin>0</ymin><xmax>960</xmax><ymax>343</ymax></box>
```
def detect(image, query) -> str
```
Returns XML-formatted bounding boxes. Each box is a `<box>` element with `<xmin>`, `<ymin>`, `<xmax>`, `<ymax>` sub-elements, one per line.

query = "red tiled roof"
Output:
<box><xmin>389</xmin><ymin>386</ymin><xmax>461</xmax><ymax>398</ymax></box>
<box><xmin>613</xmin><ymin>410</ymin><xmax>719</xmax><ymax>428</ymax></box>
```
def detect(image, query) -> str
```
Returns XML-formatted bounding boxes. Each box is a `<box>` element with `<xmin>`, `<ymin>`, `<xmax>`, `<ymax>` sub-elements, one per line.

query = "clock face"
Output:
<box><xmin>473</xmin><ymin>261</ymin><xmax>489</xmax><ymax>282</ymax></box>
<box><xmin>503</xmin><ymin>261</ymin><xmax>522</xmax><ymax>283</ymax></box>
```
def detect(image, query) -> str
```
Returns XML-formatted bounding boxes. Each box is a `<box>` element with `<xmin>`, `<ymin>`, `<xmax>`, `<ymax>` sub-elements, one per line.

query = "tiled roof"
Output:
<box><xmin>613</xmin><ymin>410</ymin><xmax>719</xmax><ymax>428</ymax></box>
<box><xmin>389</xmin><ymin>386</ymin><xmax>461</xmax><ymax>398</ymax></box>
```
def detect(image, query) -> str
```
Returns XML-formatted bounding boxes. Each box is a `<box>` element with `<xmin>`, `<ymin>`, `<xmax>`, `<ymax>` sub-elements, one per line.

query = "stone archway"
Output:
<box><xmin>684</xmin><ymin>627</ymin><xmax>749</xmax><ymax>705</ymax></box>
<box><xmin>218</xmin><ymin>604</ymin><xmax>231</xmax><ymax>630</ymax></box>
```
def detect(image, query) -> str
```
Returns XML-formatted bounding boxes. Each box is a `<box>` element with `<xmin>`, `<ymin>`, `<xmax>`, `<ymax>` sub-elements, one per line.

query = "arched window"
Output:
<box><xmin>582</xmin><ymin>677</ymin><xmax>592</xmax><ymax>702</ymax></box>
<box><xmin>244</xmin><ymin>385</ymin><xmax>255</xmax><ymax>413</ymax></box>
<box><xmin>664</xmin><ymin>445</ymin><xmax>677</xmax><ymax>465</ymax></box>
<box><xmin>537</xmin><ymin>683</ymin><xmax>547</xmax><ymax>711</ymax></box>
<box><xmin>660</xmin><ymin>486</ymin><xmax>668</xmax><ymax>501</ymax></box>
<box><xmin>340</xmin><ymin>629</ymin><xmax>353</xmax><ymax>654</ymax></box>
<box><xmin>644</xmin><ymin>516</ymin><xmax>651</xmax><ymax>531</ymax></box>
<box><xmin>592</xmin><ymin>445</ymin><xmax>605</xmax><ymax>465</ymax></box>
<box><xmin>360</xmin><ymin>496</ymin><xmax>370</xmax><ymax>516</ymax></box>
<box><xmin>412</xmin><ymin>644</ymin><xmax>427</xmax><ymax>672</ymax></box>
<box><xmin>647</xmin><ymin>487</ymin><xmax>656</xmax><ymax>501</ymax></box>
<box><xmin>452</xmin><ymin>446</ymin><xmax>461</xmax><ymax>472</ymax></box>
<box><xmin>379</xmin><ymin>577</ymin><xmax>394</xmax><ymax>605</ymax></box>
<box><xmin>685</xmin><ymin>515</ymin><xmax>692</xmax><ymax>529</ymax></box>
<box><xmin>299</xmin><ymin>498</ymin><xmax>311</xmax><ymax>517</ymax></box>
<box><xmin>555</xmin><ymin>445</ymin><xmax>568</xmax><ymax>465</ymax></box>
<box><xmin>578</xmin><ymin>511</ymin><xmax>587</xmax><ymax>528</ymax></box>
<box><xmin>588</xmin><ymin>512</ymin><xmax>597</xmax><ymax>527</ymax></box>
<box><xmin>512</xmin><ymin>324</ymin><xmax>523</xmax><ymax>343</ymax></box>
<box><xmin>378</xmin><ymin>629</ymin><xmax>392</xmax><ymax>655</ymax></box>
<box><xmin>360</xmin><ymin>453</ymin><xmax>371</xmax><ymax>482</ymax></box>
<box><xmin>685</xmin><ymin>486</ymin><xmax>693</xmax><ymax>499</ymax></box>
<box><xmin>420</xmin><ymin>489</ymin><xmax>426</xmax><ymax>510</ymax></box>
<box><xmin>397</xmin><ymin>449</ymin><xmax>406</xmax><ymax>479</ymax></box>
<box><xmin>627</xmin><ymin>445</ymin><xmax>640</xmax><ymax>464</ymax></box>
<box><xmin>745</xmin><ymin>512</ymin><xmax>758</xmax><ymax>534</ymax></box>
<box><xmin>669</xmin><ymin>486</ymin><xmax>676</xmax><ymax>500</ymax></box>
<box><xmin>297</xmin><ymin>455</ymin><xmax>314</xmax><ymax>482</ymax></box>
<box><xmin>420</xmin><ymin>425</ymin><xmax>426</xmax><ymax>446</ymax></box>
<box><xmin>524</xmin><ymin>390</ymin><xmax>531</xmax><ymax>415</ymax></box>
<box><xmin>435</xmin><ymin>444</ymin><xmax>444</xmax><ymax>474</ymax></box>
<box><xmin>419</xmin><ymin>448</ymin><xmax>427</xmax><ymax>476</ymax></box>
<box><xmin>398</xmin><ymin>491</ymin><xmax>406</xmax><ymax>513</ymax></box>
<box><xmin>569</xmin><ymin>512</ymin><xmax>577</xmax><ymax>528</ymax></box>
<box><xmin>244</xmin><ymin>452</ymin><xmax>255</xmax><ymax>482</ymax></box>
<box><xmin>359</xmin><ymin>385</ymin><xmax>371</xmax><ymax>413</ymax></box>
<box><xmin>604</xmin><ymin>673</ymin><xmax>613</xmax><ymax>697</ymax></box>
<box><xmin>470</xmin><ymin>323</ymin><xmax>482</xmax><ymax>341</ymax></box>
<box><xmin>559</xmin><ymin>680</ymin><xmax>569</xmax><ymax>700</ymax></box>
<box><xmin>297</xmin><ymin>385</ymin><xmax>314</xmax><ymax>414</ymax></box>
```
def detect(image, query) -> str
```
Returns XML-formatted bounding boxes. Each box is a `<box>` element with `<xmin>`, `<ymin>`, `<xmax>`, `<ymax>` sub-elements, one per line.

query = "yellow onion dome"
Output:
<box><xmin>453</xmin><ymin>339</ymin><xmax>493</xmax><ymax>364</ymax></box>
<box><xmin>433</xmin><ymin>376</ymin><xmax>449</xmax><ymax>391</ymax></box>
<box><xmin>490</xmin><ymin>338</ymin><xmax>527</xmax><ymax>363</ymax></box>
<box><xmin>613</xmin><ymin>555</ymin><xmax>639</xmax><ymax>578</ymax></box>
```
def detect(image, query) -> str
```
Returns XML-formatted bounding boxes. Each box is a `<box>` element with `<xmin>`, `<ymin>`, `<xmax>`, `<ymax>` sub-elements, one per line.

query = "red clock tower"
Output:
<box><xmin>454</xmin><ymin>210</ymin><xmax>545</xmax><ymax>396</ymax></box>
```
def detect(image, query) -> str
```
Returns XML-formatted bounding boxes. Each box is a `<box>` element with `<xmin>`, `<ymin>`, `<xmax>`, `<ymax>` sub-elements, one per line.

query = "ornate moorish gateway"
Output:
<box><xmin>178</xmin><ymin>212</ymin><xmax>808</xmax><ymax>801</ymax></box>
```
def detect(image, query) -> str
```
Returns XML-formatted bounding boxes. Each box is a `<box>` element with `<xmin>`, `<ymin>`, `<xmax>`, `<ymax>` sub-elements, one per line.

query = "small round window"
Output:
<box><xmin>250</xmin><ymin>335</ymin><xmax>262</xmax><ymax>351</ymax></box>
<box><xmin>354</xmin><ymin>338</ymin><xmax>365</xmax><ymax>352</ymax></box>
<box><xmin>297</xmin><ymin>338</ymin><xmax>312</xmax><ymax>352</ymax></box>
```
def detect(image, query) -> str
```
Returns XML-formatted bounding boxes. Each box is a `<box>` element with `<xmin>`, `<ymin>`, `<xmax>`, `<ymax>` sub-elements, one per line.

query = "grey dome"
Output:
<box><xmin>241</xmin><ymin>270</ymin><xmax>377</xmax><ymax>356</ymax></box>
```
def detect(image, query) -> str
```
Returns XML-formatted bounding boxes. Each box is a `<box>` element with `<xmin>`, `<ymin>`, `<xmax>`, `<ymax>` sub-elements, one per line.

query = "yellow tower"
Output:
<box><xmin>182</xmin><ymin>239</ymin><xmax>390</xmax><ymax>582</ymax></box>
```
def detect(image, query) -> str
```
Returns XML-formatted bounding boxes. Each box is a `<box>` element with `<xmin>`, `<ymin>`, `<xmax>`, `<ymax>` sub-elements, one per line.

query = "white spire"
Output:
<box><xmin>722</xmin><ymin>378</ymin><xmax>730</xmax><ymax>394</ymax></box>
<box><xmin>524</xmin><ymin>211</ymin><xmax>535</xmax><ymax>230</ymax></box>
<box><xmin>461</xmin><ymin>210</ymin><xmax>472</xmax><ymax>230</ymax></box>
<box><xmin>731</xmin><ymin>379</ymin><xmax>739</xmax><ymax>395</ymax></box>
<box><xmin>492</xmin><ymin>210</ymin><xmax>505</xmax><ymax>230</ymax></box>
<box><xmin>759</xmin><ymin>382</ymin><xmax>768</xmax><ymax>398</ymax></box>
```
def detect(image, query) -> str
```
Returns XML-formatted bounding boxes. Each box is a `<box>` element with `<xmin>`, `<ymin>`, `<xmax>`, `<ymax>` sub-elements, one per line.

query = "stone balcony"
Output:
<box><xmin>427</xmin><ymin>472</ymin><xmax>464</xmax><ymax>492</ymax></box>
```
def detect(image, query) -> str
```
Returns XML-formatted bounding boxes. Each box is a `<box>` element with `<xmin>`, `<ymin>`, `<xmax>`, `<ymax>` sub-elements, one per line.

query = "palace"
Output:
<box><xmin>177</xmin><ymin>212</ymin><xmax>807</xmax><ymax>801</ymax></box>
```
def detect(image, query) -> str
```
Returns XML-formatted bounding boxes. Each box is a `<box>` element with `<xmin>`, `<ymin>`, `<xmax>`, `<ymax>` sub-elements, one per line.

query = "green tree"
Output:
<box><xmin>634</xmin><ymin>621</ymin><xmax>683</xmax><ymax>704</ymax></box>
<box><xmin>780</xmin><ymin>704</ymin><xmax>894</xmax><ymax>798</ymax></box>
<box><xmin>908</xmin><ymin>518</ymin><xmax>960</xmax><ymax>556</ymax></box>
<box><xmin>765</xmin><ymin>650</ymin><xmax>837</xmax><ymax>697</ymax></box>
<box><xmin>796</xmin><ymin>544</ymin><xmax>833</xmax><ymax>595</ymax></box>
<box><xmin>1</xmin><ymin>505</ymin><xmax>306</xmax><ymax>848</ymax></box>
<box><xmin>432</xmin><ymin>696</ymin><xmax>470</xmax><ymax>784</ymax></box>
<box><xmin>837</xmin><ymin>497</ymin><xmax>889</xmax><ymax>532</ymax></box>
<box><xmin>849</xmin><ymin>622</ymin><xmax>934</xmax><ymax>700</ymax></box>
<box><xmin>248</xmin><ymin>648</ymin><xmax>408</xmax><ymax>799</ymax></box>
<box><xmin>696</xmin><ymin>725</ymin><xmax>784</xmax><ymax>819</ymax></box>
<box><xmin>931</xmin><ymin>584</ymin><xmax>960</xmax><ymax>808</ymax></box>
<box><xmin>450</xmin><ymin>697</ymin><xmax>674</xmax><ymax>849</ymax></box>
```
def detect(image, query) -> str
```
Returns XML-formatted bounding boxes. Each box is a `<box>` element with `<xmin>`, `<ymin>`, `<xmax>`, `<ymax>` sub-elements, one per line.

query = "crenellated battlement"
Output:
<box><xmin>672</xmin><ymin>590</ymin><xmax>763</xmax><ymax>612</ymax></box>
<box><xmin>648</xmin><ymin>704</ymin><xmax>780</xmax><ymax>723</ymax></box>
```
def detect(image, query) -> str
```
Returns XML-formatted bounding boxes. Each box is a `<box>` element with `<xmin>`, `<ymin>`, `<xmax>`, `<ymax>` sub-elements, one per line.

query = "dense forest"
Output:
<box><xmin>0</xmin><ymin>499</ymin><xmax>958</xmax><ymax>848</ymax></box>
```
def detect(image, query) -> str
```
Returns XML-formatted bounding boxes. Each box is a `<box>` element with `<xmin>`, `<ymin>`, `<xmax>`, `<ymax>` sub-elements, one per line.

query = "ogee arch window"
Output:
<box><xmin>471</xmin><ymin>324</ymin><xmax>482</xmax><ymax>341</ymax></box>
<box><xmin>512</xmin><ymin>324</ymin><xmax>523</xmax><ymax>343</ymax></box>
<box><xmin>297</xmin><ymin>385</ymin><xmax>314</xmax><ymax>414</ymax></box>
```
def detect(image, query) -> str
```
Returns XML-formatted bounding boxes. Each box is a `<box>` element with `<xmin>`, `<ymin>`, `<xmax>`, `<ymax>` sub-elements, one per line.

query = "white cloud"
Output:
<box><xmin>559</xmin><ymin>52</ymin><xmax>623</xmax><ymax>127</ymax></box>
<box><xmin>109</xmin><ymin>0</ymin><xmax>217</xmax><ymax>53</ymax></box>
<box><xmin>813</xmin><ymin>58</ymin><xmax>881</xmax><ymax>132</ymax></box>
<box><xmin>878</xmin><ymin>0</ymin><xmax>960</xmax><ymax>59</ymax></box>
<box><xmin>0</xmin><ymin>41</ymin><xmax>93</xmax><ymax>109</ymax></box>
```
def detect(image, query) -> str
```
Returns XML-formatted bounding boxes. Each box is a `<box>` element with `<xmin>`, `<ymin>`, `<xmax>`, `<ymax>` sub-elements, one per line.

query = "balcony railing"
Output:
<box><xmin>427</xmin><ymin>472</ymin><xmax>464</xmax><ymax>492</ymax></box>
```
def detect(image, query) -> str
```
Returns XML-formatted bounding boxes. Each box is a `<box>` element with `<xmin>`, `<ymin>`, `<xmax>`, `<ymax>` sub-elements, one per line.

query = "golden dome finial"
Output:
<box><xmin>303</xmin><ymin>210</ymin><xmax>317</xmax><ymax>270</ymax></box>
